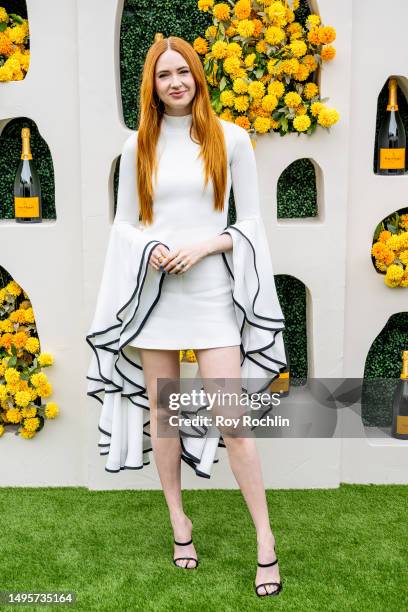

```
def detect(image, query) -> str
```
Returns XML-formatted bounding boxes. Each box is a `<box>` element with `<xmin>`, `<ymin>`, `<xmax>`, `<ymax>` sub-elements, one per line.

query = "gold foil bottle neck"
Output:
<box><xmin>400</xmin><ymin>350</ymin><xmax>408</xmax><ymax>380</ymax></box>
<box><xmin>21</xmin><ymin>127</ymin><xmax>32</xmax><ymax>161</ymax></box>
<box><xmin>387</xmin><ymin>78</ymin><xmax>399</xmax><ymax>111</ymax></box>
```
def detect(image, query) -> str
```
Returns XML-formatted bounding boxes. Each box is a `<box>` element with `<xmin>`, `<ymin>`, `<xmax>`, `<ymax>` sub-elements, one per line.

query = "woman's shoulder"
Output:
<box><xmin>219</xmin><ymin>118</ymin><xmax>251</xmax><ymax>146</ymax></box>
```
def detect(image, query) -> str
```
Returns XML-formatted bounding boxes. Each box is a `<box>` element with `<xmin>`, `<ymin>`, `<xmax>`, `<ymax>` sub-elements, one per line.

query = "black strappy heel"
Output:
<box><xmin>173</xmin><ymin>538</ymin><xmax>199</xmax><ymax>569</ymax></box>
<box><xmin>255</xmin><ymin>546</ymin><xmax>283</xmax><ymax>597</ymax></box>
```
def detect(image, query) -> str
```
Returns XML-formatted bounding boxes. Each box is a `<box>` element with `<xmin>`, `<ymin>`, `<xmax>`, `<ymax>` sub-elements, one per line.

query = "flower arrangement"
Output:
<box><xmin>194</xmin><ymin>0</ymin><xmax>339</xmax><ymax>140</ymax></box>
<box><xmin>371</xmin><ymin>211</ymin><xmax>408</xmax><ymax>288</ymax></box>
<box><xmin>0</xmin><ymin>6</ymin><xmax>30</xmax><ymax>81</ymax></box>
<box><xmin>179</xmin><ymin>349</ymin><xmax>197</xmax><ymax>363</ymax></box>
<box><xmin>0</xmin><ymin>280</ymin><xmax>59</xmax><ymax>439</ymax></box>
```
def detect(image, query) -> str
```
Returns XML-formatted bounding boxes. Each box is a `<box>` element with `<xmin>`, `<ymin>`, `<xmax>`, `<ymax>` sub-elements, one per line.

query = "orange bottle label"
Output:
<box><xmin>379</xmin><ymin>148</ymin><xmax>405</xmax><ymax>169</ymax></box>
<box><xmin>14</xmin><ymin>196</ymin><xmax>40</xmax><ymax>218</ymax></box>
<box><xmin>396</xmin><ymin>415</ymin><xmax>408</xmax><ymax>435</ymax></box>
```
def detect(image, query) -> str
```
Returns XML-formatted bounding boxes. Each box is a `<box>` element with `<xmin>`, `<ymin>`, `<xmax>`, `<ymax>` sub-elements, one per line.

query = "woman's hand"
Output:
<box><xmin>149</xmin><ymin>244</ymin><xmax>171</xmax><ymax>271</ymax></box>
<box><xmin>161</xmin><ymin>242</ymin><xmax>209</xmax><ymax>274</ymax></box>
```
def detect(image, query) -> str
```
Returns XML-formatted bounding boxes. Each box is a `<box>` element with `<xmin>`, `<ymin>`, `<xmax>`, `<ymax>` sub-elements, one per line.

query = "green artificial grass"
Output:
<box><xmin>0</xmin><ymin>484</ymin><xmax>406</xmax><ymax>611</ymax></box>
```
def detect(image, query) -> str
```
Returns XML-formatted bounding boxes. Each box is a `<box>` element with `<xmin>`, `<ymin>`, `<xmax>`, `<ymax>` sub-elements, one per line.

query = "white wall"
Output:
<box><xmin>0</xmin><ymin>0</ymin><xmax>406</xmax><ymax>489</ymax></box>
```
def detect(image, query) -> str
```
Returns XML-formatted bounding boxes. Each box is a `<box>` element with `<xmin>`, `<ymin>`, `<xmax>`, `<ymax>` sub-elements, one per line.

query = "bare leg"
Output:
<box><xmin>138</xmin><ymin>347</ymin><xmax>197</xmax><ymax>568</ymax></box>
<box><xmin>195</xmin><ymin>346</ymin><xmax>280</xmax><ymax>594</ymax></box>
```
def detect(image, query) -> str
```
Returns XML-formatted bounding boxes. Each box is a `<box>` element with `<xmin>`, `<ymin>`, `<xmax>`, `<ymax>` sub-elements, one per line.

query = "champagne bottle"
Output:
<box><xmin>391</xmin><ymin>350</ymin><xmax>408</xmax><ymax>440</ymax></box>
<box><xmin>377</xmin><ymin>78</ymin><xmax>407</xmax><ymax>175</ymax></box>
<box><xmin>14</xmin><ymin>127</ymin><xmax>42</xmax><ymax>223</ymax></box>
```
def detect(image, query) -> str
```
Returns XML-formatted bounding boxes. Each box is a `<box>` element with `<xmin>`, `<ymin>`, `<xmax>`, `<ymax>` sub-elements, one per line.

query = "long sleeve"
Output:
<box><xmin>218</xmin><ymin>125</ymin><xmax>288</xmax><ymax>393</ymax></box>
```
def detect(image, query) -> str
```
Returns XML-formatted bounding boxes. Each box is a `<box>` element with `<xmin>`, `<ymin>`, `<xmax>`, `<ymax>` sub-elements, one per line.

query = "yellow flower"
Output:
<box><xmin>25</xmin><ymin>336</ymin><xmax>40</xmax><ymax>354</ymax></box>
<box><xmin>38</xmin><ymin>382</ymin><xmax>52</xmax><ymax>398</ymax></box>
<box><xmin>4</xmin><ymin>367</ymin><xmax>20</xmax><ymax>385</ymax></box>
<box><xmin>234</xmin><ymin>95</ymin><xmax>250</xmax><ymax>112</ymax></box>
<box><xmin>379</xmin><ymin>230</ymin><xmax>392</xmax><ymax>243</ymax></box>
<box><xmin>399</xmin><ymin>250</ymin><xmax>408</xmax><ymax>265</ymax></box>
<box><xmin>265</xmin><ymin>26</ymin><xmax>286</xmax><ymax>45</ymax></box>
<box><xmin>220</xmin><ymin>89</ymin><xmax>235</xmax><ymax>107</ymax></box>
<box><xmin>293</xmin><ymin>115</ymin><xmax>311</xmax><ymax>132</ymax></box>
<box><xmin>248</xmin><ymin>80</ymin><xmax>265</xmax><ymax>99</ymax></box>
<box><xmin>198</xmin><ymin>0</ymin><xmax>214</xmax><ymax>12</ymax></box>
<box><xmin>234</xmin><ymin>0</ymin><xmax>251</xmax><ymax>20</ymax></box>
<box><xmin>223</xmin><ymin>55</ymin><xmax>241</xmax><ymax>75</ymax></box>
<box><xmin>256</xmin><ymin>40</ymin><xmax>268</xmax><ymax>53</ymax></box>
<box><xmin>38</xmin><ymin>353</ymin><xmax>53</xmax><ymax>367</ymax></box>
<box><xmin>237</xmin><ymin>19</ymin><xmax>255</xmax><ymax>38</ymax></box>
<box><xmin>235</xmin><ymin>115</ymin><xmax>251</xmax><ymax>130</ymax></box>
<box><xmin>284</xmin><ymin>91</ymin><xmax>302</xmax><ymax>108</ymax></box>
<box><xmin>268</xmin><ymin>1</ymin><xmax>287</xmax><ymax>25</ymax></box>
<box><xmin>226</xmin><ymin>42</ymin><xmax>242</xmax><ymax>57</ymax></box>
<box><xmin>45</xmin><ymin>402</ymin><xmax>59</xmax><ymax>419</ymax></box>
<box><xmin>0</xmin><ymin>32</ymin><xmax>14</xmax><ymax>56</ymax></box>
<box><xmin>20</xmin><ymin>428</ymin><xmax>36</xmax><ymax>438</ymax></box>
<box><xmin>24</xmin><ymin>416</ymin><xmax>40</xmax><ymax>432</ymax></box>
<box><xmin>307</xmin><ymin>14</ymin><xmax>321</xmax><ymax>27</ymax></box>
<box><xmin>318</xmin><ymin>26</ymin><xmax>336</xmax><ymax>45</ymax></box>
<box><xmin>0</xmin><ymin>7</ymin><xmax>8</xmax><ymax>21</ymax></box>
<box><xmin>268</xmin><ymin>80</ymin><xmax>285</xmax><ymax>98</ymax></box>
<box><xmin>244</xmin><ymin>53</ymin><xmax>256</xmax><ymax>67</ymax></box>
<box><xmin>254</xmin><ymin>117</ymin><xmax>272</xmax><ymax>134</ymax></box>
<box><xmin>193</xmin><ymin>37</ymin><xmax>208</xmax><ymax>55</ymax></box>
<box><xmin>261</xmin><ymin>94</ymin><xmax>278</xmax><ymax>112</ymax></box>
<box><xmin>0</xmin><ymin>384</ymin><xmax>7</xmax><ymax>400</ymax></box>
<box><xmin>308</xmin><ymin>27</ymin><xmax>320</xmax><ymax>45</ymax></box>
<box><xmin>399</xmin><ymin>214</ymin><xmax>408</xmax><ymax>229</ymax></box>
<box><xmin>6</xmin><ymin>280</ymin><xmax>22</xmax><ymax>297</ymax></box>
<box><xmin>287</xmin><ymin>22</ymin><xmax>303</xmax><ymax>39</ymax></box>
<box><xmin>0</xmin><ymin>424</ymin><xmax>4</xmax><ymax>437</ymax></box>
<box><xmin>282</xmin><ymin>58</ymin><xmax>299</xmax><ymax>75</ymax></box>
<box><xmin>213</xmin><ymin>2</ymin><xmax>230</xmax><ymax>20</ymax></box>
<box><xmin>233</xmin><ymin>78</ymin><xmax>248</xmax><ymax>94</ymax></box>
<box><xmin>212</xmin><ymin>40</ymin><xmax>228</xmax><ymax>59</ymax></box>
<box><xmin>303</xmin><ymin>82</ymin><xmax>319</xmax><ymax>99</ymax></box>
<box><xmin>225</xmin><ymin>25</ymin><xmax>236</xmax><ymax>37</ymax></box>
<box><xmin>6</xmin><ymin>408</ymin><xmax>22</xmax><ymax>424</ymax></box>
<box><xmin>205</xmin><ymin>25</ymin><xmax>217</xmax><ymax>39</ymax></box>
<box><xmin>220</xmin><ymin>109</ymin><xmax>234</xmax><ymax>122</ymax></box>
<box><xmin>6</xmin><ymin>22</ymin><xmax>28</xmax><ymax>45</ymax></box>
<box><xmin>294</xmin><ymin>64</ymin><xmax>309</xmax><ymax>81</ymax></box>
<box><xmin>0</xmin><ymin>319</ymin><xmax>13</xmax><ymax>333</ymax></box>
<box><xmin>311</xmin><ymin>101</ymin><xmax>324</xmax><ymax>117</ymax></box>
<box><xmin>295</xmin><ymin>104</ymin><xmax>308</xmax><ymax>115</ymax></box>
<box><xmin>14</xmin><ymin>391</ymin><xmax>31</xmax><ymax>408</ymax></box>
<box><xmin>21</xmin><ymin>406</ymin><xmax>37</xmax><ymax>418</ymax></box>
<box><xmin>321</xmin><ymin>45</ymin><xmax>336</xmax><ymax>61</ymax></box>
<box><xmin>385</xmin><ymin>264</ymin><xmax>404</xmax><ymax>287</ymax></box>
<box><xmin>302</xmin><ymin>54</ymin><xmax>318</xmax><ymax>71</ymax></box>
<box><xmin>30</xmin><ymin>372</ymin><xmax>48</xmax><ymax>387</ymax></box>
<box><xmin>289</xmin><ymin>40</ymin><xmax>307</xmax><ymax>58</ymax></box>
<box><xmin>317</xmin><ymin>107</ymin><xmax>340</xmax><ymax>127</ymax></box>
<box><xmin>252</xmin><ymin>18</ymin><xmax>264</xmax><ymax>37</ymax></box>
<box><xmin>12</xmin><ymin>331</ymin><xmax>28</xmax><ymax>349</ymax></box>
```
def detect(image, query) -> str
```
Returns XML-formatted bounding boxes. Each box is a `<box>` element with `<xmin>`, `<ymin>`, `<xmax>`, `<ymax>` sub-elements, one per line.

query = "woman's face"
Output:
<box><xmin>154</xmin><ymin>49</ymin><xmax>196</xmax><ymax>115</ymax></box>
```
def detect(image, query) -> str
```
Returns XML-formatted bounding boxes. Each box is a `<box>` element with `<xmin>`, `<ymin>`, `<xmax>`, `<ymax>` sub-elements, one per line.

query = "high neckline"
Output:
<box><xmin>162</xmin><ymin>112</ymin><xmax>192</xmax><ymax>130</ymax></box>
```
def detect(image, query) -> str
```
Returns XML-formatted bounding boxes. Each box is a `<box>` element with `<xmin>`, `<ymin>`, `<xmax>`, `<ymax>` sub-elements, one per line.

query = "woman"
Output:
<box><xmin>86</xmin><ymin>35</ymin><xmax>287</xmax><ymax>597</ymax></box>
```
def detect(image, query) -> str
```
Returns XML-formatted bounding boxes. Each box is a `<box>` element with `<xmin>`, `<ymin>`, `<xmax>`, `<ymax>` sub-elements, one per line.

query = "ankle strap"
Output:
<box><xmin>258</xmin><ymin>558</ymin><xmax>278</xmax><ymax>568</ymax></box>
<box><xmin>174</xmin><ymin>538</ymin><xmax>192</xmax><ymax>546</ymax></box>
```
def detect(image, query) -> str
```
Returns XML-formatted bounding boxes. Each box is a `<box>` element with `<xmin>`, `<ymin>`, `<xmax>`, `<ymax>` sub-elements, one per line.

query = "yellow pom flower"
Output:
<box><xmin>294</xmin><ymin>64</ymin><xmax>309</xmax><ymax>81</ymax></box>
<box><xmin>284</xmin><ymin>91</ymin><xmax>302</xmax><ymax>108</ymax></box>
<box><xmin>0</xmin><ymin>32</ymin><xmax>13</xmax><ymax>56</ymax></box>
<box><xmin>23</xmin><ymin>306</ymin><xmax>34</xmax><ymax>323</ymax></box>
<box><xmin>12</xmin><ymin>331</ymin><xmax>28</xmax><ymax>349</ymax></box>
<box><xmin>6</xmin><ymin>280</ymin><xmax>22</xmax><ymax>297</ymax></box>
<box><xmin>212</xmin><ymin>40</ymin><xmax>228</xmax><ymax>59</ymax></box>
<box><xmin>220</xmin><ymin>109</ymin><xmax>234</xmax><ymax>122</ymax></box>
<box><xmin>234</xmin><ymin>95</ymin><xmax>250</xmax><ymax>112</ymax></box>
<box><xmin>0</xmin><ymin>7</ymin><xmax>8</xmax><ymax>22</ymax></box>
<box><xmin>282</xmin><ymin>58</ymin><xmax>299</xmax><ymax>75</ymax></box>
<box><xmin>19</xmin><ymin>427</ymin><xmax>36</xmax><ymax>439</ymax></box>
<box><xmin>23</xmin><ymin>416</ymin><xmax>40</xmax><ymax>432</ymax></box>
<box><xmin>287</xmin><ymin>22</ymin><xmax>303</xmax><ymax>39</ymax></box>
<box><xmin>289</xmin><ymin>40</ymin><xmax>307</xmax><ymax>58</ymax></box>
<box><xmin>234</xmin><ymin>0</ymin><xmax>251</xmax><ymax>20</ymax></box>
<box><xmin>1</xmin><ymin>319</ymin><xmax>13</xmax><ymax>333</ymax></box>
<box><xmin>193</xmin><ymin>37</ymin><xmax>208</xmax><ymax>55</ymax></box>
<box><xmin>25</xmin><ymin>336</ymin><xmax>40</xmax><ymax>354</ymax></box>
<box><xmin>399</xmin><ymin>250</ymin><xmax>408</xmax><ymax>265</ymax></box>
<box><xmin>30</xmin><ymin>372</ymin><xmax>48</xmax><ymax>387</ymax></box>
<box><xmin>0</xmin><ymin>385</ymin><xmax>7</xmax><ymax>400</ymax></box>
<box><xmin>385</xmin><ymin>264</ymin><xmax>404</xmax><ymax>287</ymax></box>
<box><xmin>303</xmin><ymin>82</ymin><xmax>319</xmax><ymax>99</ymax></box>
<box><xmin>252</xmin><ymin>18</ymin><xmax>264</xmax><ymax>37</ymax></box>
<box><xmin>295</xmin><ymin>104</ymin><xmax>308</xmax><ymax>115</ymax></box>
<box><xmin>317</xmin><ymin>107</ymin><xmax>339</xmax><ymax>127</ymax></box>
<box><xmin>244</xmin><ymin>53</ymin><xmax>256</xmax><ymax>67</ymax></box>
<box><xmin>248</xmin><ymin>81</ymin><xmax>265</xmax><ymax>99</ymax></box>
<box><xmin>254</xmin><ymin>117</ymin><xmax>272</xmax><ymax>134</ymax></box>
<box><xmin>220</xmin><ymin>89</ymin><xmax>235</xmax><ymax>107</ymax></box>
<box><xmin>307</xmin><ymin>14</ymin><xmax>321</xmax><ymax>27</ymax></box>
<box><xmin>311</xmin><ymin>101</ymin><xmax>325</xmax><ymax>117</ymax></box>
<box><xmin>233</xmin><ymin>78</ymin><xmax>248</xmax><ymax>94</ymax></box>
<box><xmin>5</xmin><ymin>367</ymin><xmax>20</xmax><ymax>385</ymax></box>
<box><xmin>379</xmin><ymin>230</ymin><xmax>392</xmax><ymax>243</ymax></box>
<box><xmin>15</xmin><ymin>391</ymin><xmax>31</xmax><ymax>408</ymax></box>
<box><xmin>321</xmin><ymin>45</ymin><xmax>336</xmax><ymax>62</ymax></box>
<box><xmin>256</xmin><ymin>40</ymin><xmax>268</xmax><ymax>53</ymax></box>
<box><xmin>205</xmin><ymin>25</ymin><xmax>217</xmax><ymax>39</ymax></box>
<box><xmin>6</xmin><ymin>23</ymin><xmax>28</xmax><ymax>45</ymax></box>
<box><xmin>226</xmin><ymin>42</ymin><xmax>242</xmax><ymax>57</ymax></box>
<box><xmin>308</xmin><ymin>27</ymin><xmax>320</xmax><ymax>45</ymax></box>
<box><xmin>38</xmin><ymin>353</ymin><xmax>53</xmax><ymax>366</ymax></box>
<box><xmin>6</xmin><ymin>408</ymin><xmax>22</xmax><ymax>424</ymax></box>
<box><xmin>268</xmin><ymin>1</ymin><xmax>287</xmax><ymax>25</ymax></box>
<box><xmin>225</xmin><ymin>25</ymin><xmax>236</xmax><ymax>37</ymax></box>
<box><xmin>235</xmin><ymin>115</ymin><xmax>251</xmax><ymax>130</ymax></box>
<box><xmin>302</xmin><ymin>54</ymin><xmax>318</xmax><ymax>71</ymax></box>
<box><xmin>237</xmin><ymin>19</ymin><xmax>255</xmax><ymax>38</ymax></box>
<box><xmin>213</xmin><ymin>2</ymin><xmax>230</xmax><ymax>20</ymax></box>
<box><xmin>198</xmin><ymin>0</ymin><xmax>214</xmax><ymax>12</ymax></box>
<box><xmin>399</xmin><ymin>214</ymin><xmax>408</xmax><ymax>229</ymax></box>
<box><xmin>21</xmin><ymin>406</ymin><xmax>37</xmax><ymax>418</ymax></box>
<box><xmin>45</xmin><ymin>402</ymin><xmax>59</xmax><ymax>419</ymax></box>
<box><xmin>293</xmin><ymin>114</ymin><xmax>311</xmax><ymax>132</ymax></box>
<box><xmin>261</xmin><ymin>94</ymin><xmax>278</xmax><ymax>112</ymax></box>
<box><xmin>386</xmin><ymin>234</ymin><xmax>402</xmax><ymax>253</ymax></box>
<box><xmin>318</xmin><ymin>26</ymin><xmax>336</xmax><ymax>45</ymax></box>
<box><xmin>223</xmin><ymin>56</ymin><xmax>241</xmax><ymax>75</ymax></box>
<box><xmin>268</xmin><ymin>80</ymin><xmax>285</xmax><ymax>98</ymax></box>
<box><xmin>265</xmin><ymin>26</ymin><xmax>286</xmax><ymax>45</ymax></box>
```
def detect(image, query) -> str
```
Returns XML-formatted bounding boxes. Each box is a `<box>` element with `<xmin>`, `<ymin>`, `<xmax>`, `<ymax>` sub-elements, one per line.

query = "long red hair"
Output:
<box><xmin>136</xmin><ymin>36</ymin><xmax>227</xmax><ymax>225</ymax></box>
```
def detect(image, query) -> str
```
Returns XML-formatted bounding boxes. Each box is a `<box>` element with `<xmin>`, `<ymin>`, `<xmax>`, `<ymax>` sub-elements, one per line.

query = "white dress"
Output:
<box><xmin>126</xmin><ymin>112</ymin><xmax>241</xmax><ymax>349</ymax></box>
<box><xmin>86</xmin><ymin>112</ymin><xmax>287</xmax><ymax>478</ymax></box>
